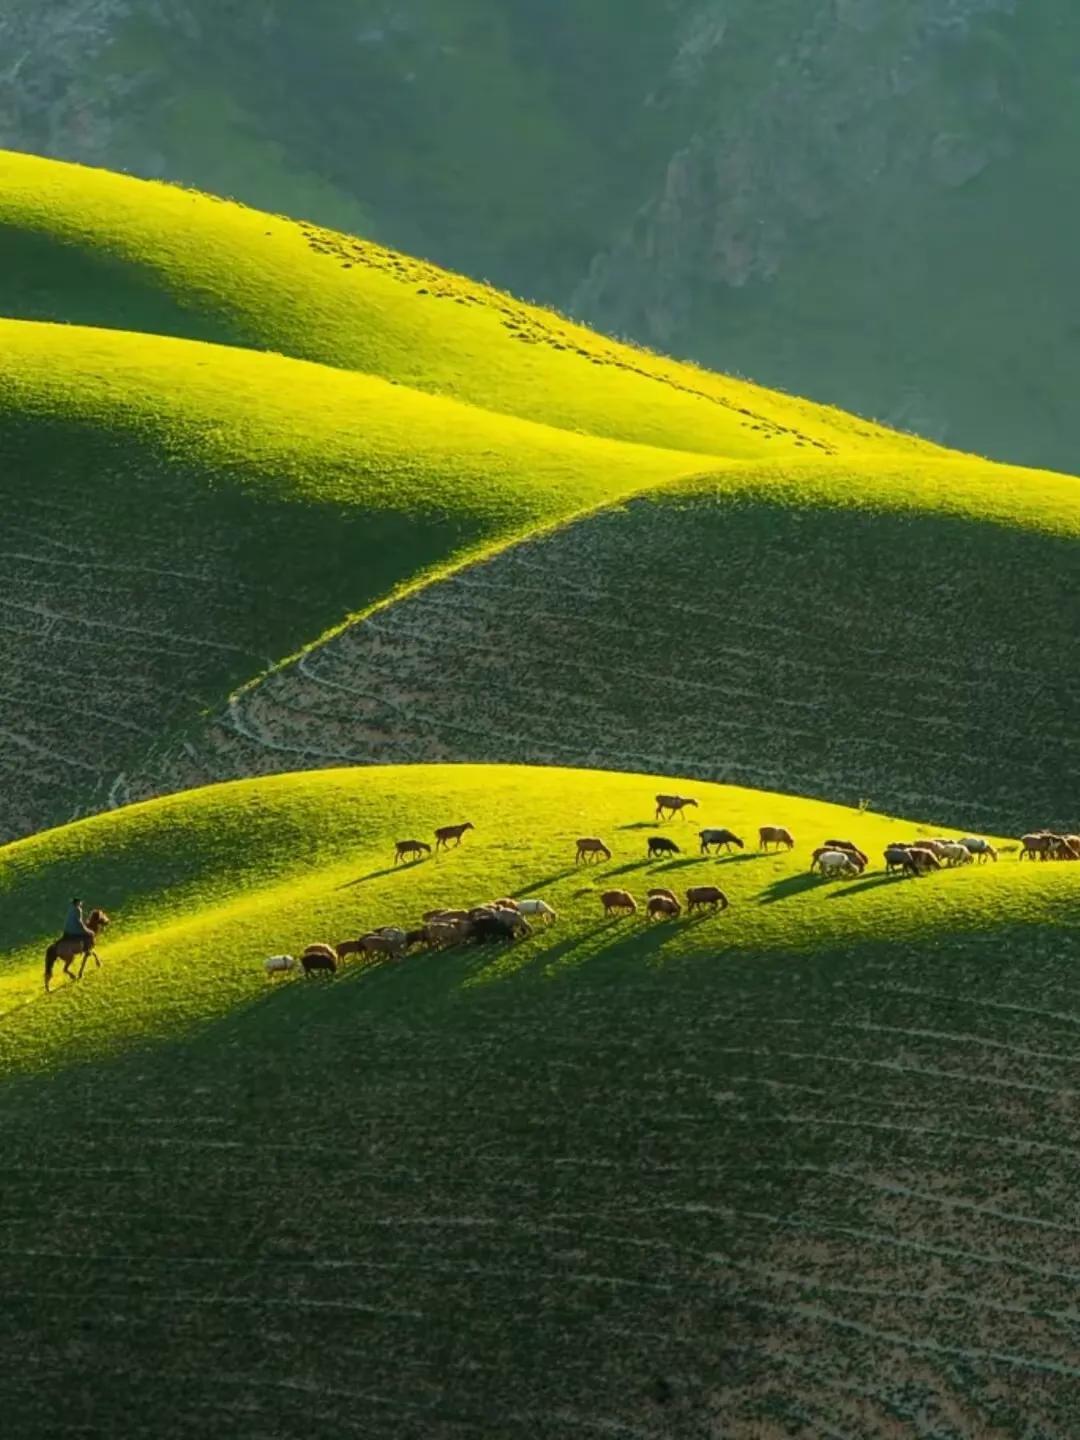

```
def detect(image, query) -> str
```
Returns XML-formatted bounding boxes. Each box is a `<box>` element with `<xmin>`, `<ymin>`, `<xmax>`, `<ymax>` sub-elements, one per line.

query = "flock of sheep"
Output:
<box><xmin>261</xmin><ymin>798</ymin><xmax>1077</xmax><ymax>977</ymax></box>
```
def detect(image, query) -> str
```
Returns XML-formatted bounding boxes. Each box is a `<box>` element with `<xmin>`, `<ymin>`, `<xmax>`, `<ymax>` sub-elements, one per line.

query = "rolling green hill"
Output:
<box><xmin>0</xmin><ymin>764</ymin><xmax>1077</xmax><ymax>1436</ymax></box>
<box><xmin>129</xmin><ymin>454</ymin><xmax>1080</xmax><ymax>834</ymax></box>
<box><xmin>0</xmin><ymin>150</ymin><xmax>940</xmax><ymax>461</ymax></box>
<box><xmin>0</xmin><ymin>316</ymin><xmax>716</xmax><ymax>840</ymax></box>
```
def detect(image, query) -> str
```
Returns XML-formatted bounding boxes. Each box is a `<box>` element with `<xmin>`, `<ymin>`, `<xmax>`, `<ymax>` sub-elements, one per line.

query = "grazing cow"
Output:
<box><xmin>655</xmin><ymin>794</ymin><xmax>698</xmax><ymax>822</ymax></box>
<box><xmin>906</xmin><ymin>847</ymin><xmax>942</xmax><ymax>874</ymax></box>
<box><xmin>601</xmin><ymin>889</ymin><xmax>638</xmax><ymax>916</ymax></box>
<box><xmin>686</xmin><ymin>885</ymin><xmax>729</xmax><ymax>913</ymax></box>
<box><xmin>576</xmin><ymin>837</ymin><xmax>612</xmax><ymax>864</ymax></box>
<box><xmin>395</xmin><ymin>839</ymin><xmax>431</xmax><ymax>864</ymax></box>
<box><xmin>264</xmin><ymin>954</ymin><xmax>296</xmax><ymax>976</ymax></box>
<box><xmin>515</xmin><ymin>899</ymin><xmax>557</xmax><ymax>924</ymax></box>
<box><xmin>646</xmin><ymin>895</ymin><xmax>682</xmax><ymax>920</ymax></box>
<box><xmin>647</xmin><ymin>888</ymin><xmax>678</xmax><ymax>903</ymax></box>
<box><xmin>404</xmin><ymin>928</ymin><xmax>428</xmax><ymax>950</ymax></box>
<box><xmin>961</xmin><ymin>837</ymin><xmax>998</xmax><ymax>863</ymax></box>
<box><xmin>647</xmin><ymin>835</ymin><xmax>680</xmax><ymax>858</ymax></box>
<box><xmin>301</xmin><ymin>944</ymin><xmax>337</xmax><ymax>977</ymax></box>
<box><xmin>817</xmin><ymin>850</ymin><xmax>859</xmax><ymax>879</ymax></box>
<box><xmin>435</xmin><ymin>822</ymin><xmax>474</xmax><ymax>850</ymax></box>
<box><xmin>700</xmin><ymin>828</ymin><xmax>744</xmax><ymax>855</ymax></box>
<box><xmin>759</xmin><ymin>826</ymin><xmax>794</xmax><ymax>851</ymax></box>
<box><xmin>939</xmin><ymin>842</ymin><xmax>973</xmax><ymax>867</ymax></box>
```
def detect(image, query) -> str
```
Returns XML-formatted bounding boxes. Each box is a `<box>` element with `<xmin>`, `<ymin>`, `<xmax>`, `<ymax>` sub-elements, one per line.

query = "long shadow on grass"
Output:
<box><xmin>336</xmin><ymin>857</ymin><xmax>430</xmax><ymax>889</ymax></box>
<box><xmin>827</xmin><ymin>872</ymin><xmax>907</xmax><ymax>900</ymax></box>
<box><xmin>757</xmin><ymin>871</ymin><xmax>823</xmax><ymax>905</ymax></box>
<box><xmin>514</xmin><ymin>868</ymin><xmax>576</xmax><ymax>897</ymax></box>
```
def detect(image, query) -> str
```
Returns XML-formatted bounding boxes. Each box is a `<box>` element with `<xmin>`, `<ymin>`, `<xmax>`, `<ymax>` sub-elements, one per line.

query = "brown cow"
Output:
<box><xmin>435</xmin><ymin>822</ymin><xmax>474</xmax><ymax>850</ymax></box>
<box><xmin>395</xmin><ymin>839</ymin><xmax>431</xmax><ymax>864</ymax></box>
<box><xmin>646</xmin><ymin>895</ymin><xmax>682</xmax><ymax>920</ymax></box>
<box><xmin>759</xmin><ymin>826</ymin><xmax>794</xmax><ymax>851</ymax></box>
<box><xmin>576</xmin><ymin>837</ymin><xmax>612</xmax><ymax>864</ymax></box>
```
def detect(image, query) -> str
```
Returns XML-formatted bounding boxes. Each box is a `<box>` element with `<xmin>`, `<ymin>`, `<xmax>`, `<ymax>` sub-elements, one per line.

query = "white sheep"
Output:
<box><xmin>264</xmin><ymin>954</ymin><xmax>296</xmax><ymax>976</ymax></box>
<box><xmin>514</xmin><ymin>899</ymin><xmax>558</xmax><ymax>924</ymax></box>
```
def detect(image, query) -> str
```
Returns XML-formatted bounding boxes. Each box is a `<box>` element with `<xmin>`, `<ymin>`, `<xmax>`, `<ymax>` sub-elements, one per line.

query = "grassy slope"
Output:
<box><xmin>0</xmin><ymin>764</ymin><xmax>1078</xmax><ymax>1436</ymax></box>
<box><xmin>0</xmin><ymin>150</ymin><xmax>941</xmax><ymax>461</ymax></box>
<box><xmin>135</xmin><ymin>453</ymin><xmax>1080</xmax><ymax>832</ymax></box>
<box><xmin>0</xmin><ymin>317</ymin><xmax>715</xmax><ymax>839</ymax></box>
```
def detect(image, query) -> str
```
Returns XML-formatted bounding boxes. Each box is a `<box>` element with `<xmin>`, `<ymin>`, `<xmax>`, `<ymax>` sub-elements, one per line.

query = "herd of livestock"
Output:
<box><xmin>263</xmin><ymin>796</ymin><xmax>1077</xmax><ymax>978</ymax></box>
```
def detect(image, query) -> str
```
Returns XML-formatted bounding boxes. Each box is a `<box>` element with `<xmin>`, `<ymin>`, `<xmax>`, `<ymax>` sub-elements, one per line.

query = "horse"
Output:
<box><xmin>44</xmin><ymin>908</ymin><xmax>110</xmax><ymax>991</ymax></box>
<box><xmin>576</xmin><ymin>837</ymin><xmax>611</xmax><ymax>864</ymax></box>
<box><xmin>395</xmin><ymin>839</ymin><xmax>431</xmax><ymax>864</ymax></box>
<box><xmin>647</xmin><ymin>836</ymin><xmax>680</xmax><ymax>858</ymax></box>
<box><xmin>758</xmin><ymin>826</ymin><xmax>794</xmax><ymax>851</ymax></box>
<box><xmin>655</xmin><ymin>794</ymin><xmax>697</xmax><ymax>822</ymax></box>
<box><xmin>700</xmin><ymin>828</ymin><xmax>744</xmax><ymax>855</ymax></box>
<box><xmin>435</xmin><ymin>822</ymin><xmax>474</xmax><ymax>850</ymax></box>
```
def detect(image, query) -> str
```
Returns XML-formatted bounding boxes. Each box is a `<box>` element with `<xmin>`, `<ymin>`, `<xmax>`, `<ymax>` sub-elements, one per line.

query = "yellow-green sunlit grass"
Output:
<box><xmin>0</xmin><ymin>764</ymin><xmax>1071</xmax><ymax>1080</ymax></box>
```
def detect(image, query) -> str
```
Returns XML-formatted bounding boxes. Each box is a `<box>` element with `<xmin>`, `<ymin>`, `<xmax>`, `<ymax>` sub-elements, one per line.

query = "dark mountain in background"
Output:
<box><xmin>4</xmin><ymin>0</ymin><xmax>1078</xmax><ymax>471</ymax></box>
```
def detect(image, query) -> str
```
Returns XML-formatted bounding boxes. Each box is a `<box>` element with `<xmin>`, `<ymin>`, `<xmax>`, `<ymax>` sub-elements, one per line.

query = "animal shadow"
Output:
<box><xmin>649</xmin><ymin>855</ymin><xmax>709</xmax><ymax>874</ymax></box>
<box><xmin>514</xmin><ymin>868</ymin><xmax>576</xmax><ymax>896</ymax></box>
<box><xmin>827</xmin><ymin>872</ymin><xmax>905</xmax><ymax>899</ymax></box>
<box><xmin>757</xmin><ymin>871</ymin><xmax>822</xmax><ymax>905</ymax></box>
<box><xmin>336</xmin><ymin>857</ymin><xmax>429</xmax><ymax>889</ymax></box>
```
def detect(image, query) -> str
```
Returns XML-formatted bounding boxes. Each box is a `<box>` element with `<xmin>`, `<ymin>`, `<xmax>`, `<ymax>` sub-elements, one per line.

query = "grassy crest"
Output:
<box><xmin>0</xmin><ymin>765</ymin><xmax>1077</xmax><ymax>1435</ymax></box>
<box><xmin>0</xmin><ymin>150</ymin><xmax>940</xmax><ymax>460</ymax></box>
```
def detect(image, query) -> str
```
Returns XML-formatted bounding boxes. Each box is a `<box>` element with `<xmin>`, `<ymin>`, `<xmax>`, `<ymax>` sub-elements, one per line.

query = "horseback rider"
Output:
<box><xmin>63</xmin><ymin>897</ymin><xmax>94</xmax><ymax>953</ymax></box>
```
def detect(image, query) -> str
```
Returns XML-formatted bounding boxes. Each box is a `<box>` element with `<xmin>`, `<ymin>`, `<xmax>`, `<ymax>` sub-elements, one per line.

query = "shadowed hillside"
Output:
<box><xmin>124</xmin><ymin>459</ymin><xmax>1080</xmax><ymax>834</ymax></box>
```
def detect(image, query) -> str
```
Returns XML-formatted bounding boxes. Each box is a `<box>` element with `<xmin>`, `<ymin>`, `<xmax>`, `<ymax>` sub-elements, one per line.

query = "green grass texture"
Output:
<box><xmin>0</xmin><ymin>149</ymin><xmax>942</xmax><ymax>460</ymax></box>
<box><xmin>0</xmin><ymin>764</ymin><xmax>1077</xmax><ymax>1435</ymax></box>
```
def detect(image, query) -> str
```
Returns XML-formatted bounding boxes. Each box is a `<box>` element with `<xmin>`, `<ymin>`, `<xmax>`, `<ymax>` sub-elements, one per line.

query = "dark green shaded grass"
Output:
<box><xmin>2</xmin><ymin>920</ymin><xmax>1079</xmax><ymax>1438</ymax></box>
